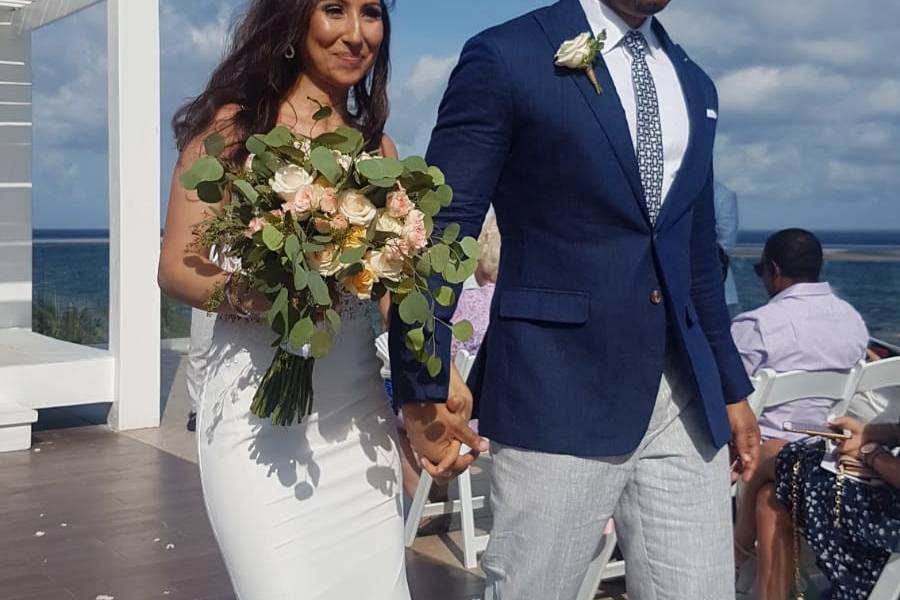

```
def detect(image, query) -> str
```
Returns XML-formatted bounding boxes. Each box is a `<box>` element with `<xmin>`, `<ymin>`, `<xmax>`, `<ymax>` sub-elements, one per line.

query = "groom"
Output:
<box><xmin>390</xmin><ymin>0</ymin><xmax>761</xmax><ymax>597</ymax></box>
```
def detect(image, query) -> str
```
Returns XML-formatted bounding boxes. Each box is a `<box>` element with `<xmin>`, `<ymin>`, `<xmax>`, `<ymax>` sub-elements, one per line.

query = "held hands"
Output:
<box><xmin>401</xmin><ymin>363</ymin><xmax>489</xmax><ymax>482</ymax></box>
<box><xmin>727</xmin><ymin>400</ymin><xmax>761</xmax><ymax>483</ymax></box>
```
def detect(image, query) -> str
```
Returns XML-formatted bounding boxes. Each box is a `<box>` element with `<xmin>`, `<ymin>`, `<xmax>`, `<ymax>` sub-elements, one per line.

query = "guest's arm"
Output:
<box><xmin>869</xmin><ymin>451</ymin><xmax>900</xmax><ymax>490</ymax></box>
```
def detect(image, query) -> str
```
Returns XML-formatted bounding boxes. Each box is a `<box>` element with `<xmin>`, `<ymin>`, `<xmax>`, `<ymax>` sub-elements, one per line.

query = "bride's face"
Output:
<box><xmin>303</xmin><ymin>0</ymin><xmax>385</xmax><ymax>90</ymax></box>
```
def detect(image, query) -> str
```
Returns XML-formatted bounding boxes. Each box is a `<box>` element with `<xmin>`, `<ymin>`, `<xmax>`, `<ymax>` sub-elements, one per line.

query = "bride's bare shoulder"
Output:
<box><xmin>380</xmin><ymin>133</ymin><xmax>398</xmax><ymax>159</ymax></box>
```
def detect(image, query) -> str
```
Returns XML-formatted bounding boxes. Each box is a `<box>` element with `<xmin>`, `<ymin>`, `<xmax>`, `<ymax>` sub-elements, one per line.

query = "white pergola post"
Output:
<box><xmin>106</xmin><ymin>0</ymin><xmax>160</xmax><ymax>431</ymax></box>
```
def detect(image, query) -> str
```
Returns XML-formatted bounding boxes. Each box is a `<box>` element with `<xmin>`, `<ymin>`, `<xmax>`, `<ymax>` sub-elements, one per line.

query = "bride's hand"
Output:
<box><xmin>401</xmin><ymin>364</ymin><xmax>488</xmax><ymax>479</ymax></box>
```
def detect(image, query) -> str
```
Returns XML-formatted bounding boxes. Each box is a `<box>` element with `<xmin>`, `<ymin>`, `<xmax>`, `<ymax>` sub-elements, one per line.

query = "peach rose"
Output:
<box><xmin>344</xmin><ymin>225</ymin><xmax>369</xmax><ymax>249</ymax></box>
<box><xmin>331</xmin><ymin>214</ymin><xmax>350</xmax><ymax>233</ymax></box>
<box><xmin>319</xmin><ymin>186</ymin><xmax>339</xmax><ymax>215</ymax></box>
<box><xmin>283</xmin><ymin>185</ymin><xmax>314</xmax><ymax>221</ymax></box>
<box><xmin>402</xmin><ymin>209</ymin><xmax>428</xmax><ymax>253</ymax></box>
<box><xmin>386</xmin><ymin>184</ymin><xmax>413</xmax><ymax>219</ymax></box>
<box><xmin>244</xmin><ymin>217</ymin><xmax>265</xmax><ymax>238</ymax></box>
<box><xmin>343</xmin><ymin>267</ymin><xmax>376</xmax><ymax>300</ymax></box>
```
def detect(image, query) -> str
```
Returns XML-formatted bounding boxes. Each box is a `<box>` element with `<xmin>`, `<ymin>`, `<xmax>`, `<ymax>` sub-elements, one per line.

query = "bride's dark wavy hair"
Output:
<box><xmin>173</xmin><ymin>0</ymin><xmax>393</xmax><ymax>156</ymax></box>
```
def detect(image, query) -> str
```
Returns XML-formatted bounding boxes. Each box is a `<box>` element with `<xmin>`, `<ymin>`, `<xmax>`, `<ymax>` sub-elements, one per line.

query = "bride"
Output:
<box><xmin>158</xmin><ymin>1</ymin><xmax>411</xmax><ymax>597</ymax></box>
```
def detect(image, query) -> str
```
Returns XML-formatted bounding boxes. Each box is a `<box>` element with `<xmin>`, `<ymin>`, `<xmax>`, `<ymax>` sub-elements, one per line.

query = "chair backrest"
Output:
<box><xmin>856</xmin><ymin>356</ymin><xmax>900</xmax><ymax>394</ymax></box>
<box><xmin>747</xmin><ymin>364</ymin><xmax>862</xmax><ymax>418</ymax></box>
<box><xmin>455</xmin><ymin>349</ymin><xmax>477</xmax><ymax>381</ymax></box>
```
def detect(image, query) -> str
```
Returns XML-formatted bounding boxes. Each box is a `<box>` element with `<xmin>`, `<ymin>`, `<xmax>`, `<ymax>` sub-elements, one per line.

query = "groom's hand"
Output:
<box><xmin>401</xmin><ymin>364</ymin><xmax>488</xmax><ymax>480</ymax></box>
<box><xmin>727</xmin><ymin>400</ymin><xmax>761</xmax><ymax>483</ymax></box>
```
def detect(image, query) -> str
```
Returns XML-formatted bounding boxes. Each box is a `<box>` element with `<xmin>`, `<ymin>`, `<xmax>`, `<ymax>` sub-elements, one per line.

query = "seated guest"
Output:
<box><xmin>731</xmin><ymin>228</ymin><xmax>869</xmax><ymax>441</ymax></box>
<box><xmin>450</xmin><ymin>211</ymin><xmax>499</xmax><ymax>359</ymax></box>
<box><xmin>737</xmin><ymin>418</ymin><xmax>899</xmax><ymax>599</ymax></box>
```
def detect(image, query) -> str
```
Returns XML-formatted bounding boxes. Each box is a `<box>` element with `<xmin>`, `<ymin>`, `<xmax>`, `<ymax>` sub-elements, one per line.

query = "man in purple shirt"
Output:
<box><xmin>731</xmin><ymin>229</ymin><xmax>869</xmax><ymax>441</ymax></box>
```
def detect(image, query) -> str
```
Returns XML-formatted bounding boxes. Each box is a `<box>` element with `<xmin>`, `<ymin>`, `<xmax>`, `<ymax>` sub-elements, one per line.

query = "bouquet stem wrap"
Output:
<box><xmin>251</xmin><ymin>349</ymin><xmax>315</xmax><ymax>425</ymax></box>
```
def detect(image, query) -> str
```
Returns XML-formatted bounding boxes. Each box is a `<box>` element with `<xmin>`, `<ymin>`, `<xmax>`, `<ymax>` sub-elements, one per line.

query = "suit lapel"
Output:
<box><xmin>653</xmin><ymin>20</ymin><xmax>707</xmax><ymax>230</ymax></box>
<box><xmin>536</xmin><ymin>0</ymin><xmax>648</xmax><ymax>225</ymax></box>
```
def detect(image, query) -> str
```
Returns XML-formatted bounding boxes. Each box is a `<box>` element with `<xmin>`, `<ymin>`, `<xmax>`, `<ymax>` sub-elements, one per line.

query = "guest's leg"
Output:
<box><xmin>482</xmin><ymin>443</ymin><xmax>632</xmax><ymax>600</ymax></box>
<box><xmin>734</xmin><ymin>440</ymin><xmax>787</xmax><ymax>561</ymax></box>
<box><xmin>755</xmin><ymin>483</ymin><xmax>793</xmax><ymax>600</ymax></box>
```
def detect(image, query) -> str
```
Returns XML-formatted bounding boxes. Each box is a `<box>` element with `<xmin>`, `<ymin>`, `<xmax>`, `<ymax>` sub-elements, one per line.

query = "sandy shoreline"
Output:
<box><xmin>735</xmin><ymin>245</ymin><xmax>900</xmax><ymax>263</ymax></box>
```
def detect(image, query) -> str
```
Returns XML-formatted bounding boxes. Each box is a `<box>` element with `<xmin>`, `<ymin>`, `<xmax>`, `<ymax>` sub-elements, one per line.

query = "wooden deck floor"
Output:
<box><xmin>0</xmin><ymin>351</ymin><xmax>627</xmax><ymax>600</ymax></box>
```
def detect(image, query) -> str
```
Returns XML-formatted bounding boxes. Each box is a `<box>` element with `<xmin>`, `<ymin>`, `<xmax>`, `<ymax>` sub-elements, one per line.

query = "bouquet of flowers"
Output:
<box><xmin>181</xmin><ymin>112</ymin><xmax>477</xmax><ymax>426</ymax></box>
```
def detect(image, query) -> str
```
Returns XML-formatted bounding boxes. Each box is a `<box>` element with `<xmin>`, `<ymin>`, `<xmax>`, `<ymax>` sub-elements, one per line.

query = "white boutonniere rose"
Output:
<box><xmin>555</xmin><ymin>30</ymin><xmax>607</xmax><ymax>95</ymax></box>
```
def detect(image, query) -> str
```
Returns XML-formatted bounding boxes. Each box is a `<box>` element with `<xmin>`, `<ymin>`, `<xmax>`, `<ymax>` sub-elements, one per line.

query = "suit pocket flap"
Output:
<box><xmin>498</xmin><ymin>288</ymin><xmax>590</xmax><ymax>325</ymax></box>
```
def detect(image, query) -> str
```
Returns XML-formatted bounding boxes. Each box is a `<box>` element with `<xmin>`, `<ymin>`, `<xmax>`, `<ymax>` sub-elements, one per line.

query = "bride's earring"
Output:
<box><xmin>284</xmin><ymin>43</ymin><xmax>296</xmax><ymax>60</ymax></box>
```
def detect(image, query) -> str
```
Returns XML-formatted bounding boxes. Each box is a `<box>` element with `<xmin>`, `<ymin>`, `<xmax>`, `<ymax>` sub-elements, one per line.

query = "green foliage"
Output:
<box><xmin>310</xmin><ymin>146</ymin><xmax>342</xmax><ymax>185</ymax></box>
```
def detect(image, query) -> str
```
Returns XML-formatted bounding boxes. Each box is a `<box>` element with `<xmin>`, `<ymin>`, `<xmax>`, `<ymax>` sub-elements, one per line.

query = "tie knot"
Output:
<box><xmin>623</xmin><ymin>30</ymin><xmax>648</xmax><ymax>59</ymax></box>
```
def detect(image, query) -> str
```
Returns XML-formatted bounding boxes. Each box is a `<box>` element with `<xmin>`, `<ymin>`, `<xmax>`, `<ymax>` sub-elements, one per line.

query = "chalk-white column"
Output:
<box><xmin>106</xmin><ymin>0</ymin><xmax>161</xmax><ymax>431</ymax></box>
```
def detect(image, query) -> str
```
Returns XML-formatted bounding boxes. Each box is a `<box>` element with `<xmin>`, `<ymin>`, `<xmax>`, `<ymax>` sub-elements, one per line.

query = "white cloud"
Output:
<box><xmin>404</xmin><ymin>55</ymin><xmax>457</xmax><ymax>105</ymax></box>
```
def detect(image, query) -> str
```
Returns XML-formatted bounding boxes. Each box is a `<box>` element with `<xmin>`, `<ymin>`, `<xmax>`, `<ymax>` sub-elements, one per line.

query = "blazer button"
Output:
<box><xmin>650</xmin><ymin>290</ymin><xmax>664</xmax><ymax>305</ymax></box>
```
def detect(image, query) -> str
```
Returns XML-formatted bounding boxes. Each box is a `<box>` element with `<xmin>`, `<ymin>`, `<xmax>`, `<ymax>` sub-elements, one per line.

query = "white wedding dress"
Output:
<box><xmin>197</xmin><ymin>296</ymin><xmax>410</xmax><ymax>599</ymax></box>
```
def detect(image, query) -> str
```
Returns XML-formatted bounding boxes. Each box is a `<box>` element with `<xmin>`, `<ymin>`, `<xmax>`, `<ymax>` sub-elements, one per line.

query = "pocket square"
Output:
<box><xmin>706</xmin><ymin>108</ymin><xmax>718</xmax><ymax>120</ymax></box>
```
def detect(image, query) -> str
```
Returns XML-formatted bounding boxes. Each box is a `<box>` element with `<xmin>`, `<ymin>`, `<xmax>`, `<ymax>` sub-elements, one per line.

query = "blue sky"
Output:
<box><xmin>30</xmin><ymin>0</ymin><xmax>900</xmax><ymax>231</ymax></box>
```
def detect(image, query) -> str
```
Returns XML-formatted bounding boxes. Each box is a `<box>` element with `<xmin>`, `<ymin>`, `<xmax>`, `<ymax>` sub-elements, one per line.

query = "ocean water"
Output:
<box><xmin>31</xmin><ymin>230</ymin><xmax>900</xmax><ymax>346</ymax></box>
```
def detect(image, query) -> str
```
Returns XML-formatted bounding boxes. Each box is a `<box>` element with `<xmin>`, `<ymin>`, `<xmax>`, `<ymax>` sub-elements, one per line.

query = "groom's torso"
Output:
<box><xmin>450</xmin><ymin>0</ymin><xmax>728</xmax><ymax>456</ymax></box>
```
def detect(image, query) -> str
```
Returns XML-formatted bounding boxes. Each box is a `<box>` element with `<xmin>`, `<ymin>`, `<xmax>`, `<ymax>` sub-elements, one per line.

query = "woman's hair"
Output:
<box><xmin>172</xmin><ymin>0</ymin><xmax>392</xmax><ymax>156</ymax></box>
<box><xmin>477</xmin><ymin>211</ymin><xmax>501</xmax><ymax>282</ymax></box>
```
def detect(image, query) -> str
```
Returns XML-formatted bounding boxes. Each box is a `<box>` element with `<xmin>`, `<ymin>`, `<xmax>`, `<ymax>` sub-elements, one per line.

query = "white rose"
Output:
<box><xmin>555</xmin><ymin>32</ymin><xmax>593</xmax><ymax>69</ymax></box>
<box><xmin>332</xmin><ymin>150</ymin><xmax>353</xmax><ymax>172</ymax></box>
<box><xmin>374</xmin><ymin>209</ymin><xmax>404</xmax><ymax>235</ymax></box>
<box><xmin>366</xmin><ymin>250</ymin><xmax>405</xmax><ymax>282</ymax></box>
<box><xmin>308</xmin><ymin>244</ymin><xmax>343</xmax><ymax>277</ymax></box>
<box><xmin>338</xmin><ymin>190</ymin><xmax>377</xmax><ymax>226</ymax></box>
<box><xmin>269</xmin><ymin>164</ymin><xmax>314</xmax><ymax>203</ymax></box>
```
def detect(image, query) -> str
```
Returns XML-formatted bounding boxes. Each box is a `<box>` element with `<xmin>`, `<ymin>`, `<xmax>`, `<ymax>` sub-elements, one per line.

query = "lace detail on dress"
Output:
<box><xmin>333</xmin><ymin>291</ymin><xmax>371</xmax><ymax>322</ymax></box>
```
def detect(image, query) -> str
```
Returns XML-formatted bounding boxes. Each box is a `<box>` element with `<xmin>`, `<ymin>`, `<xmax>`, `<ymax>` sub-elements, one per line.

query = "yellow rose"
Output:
<box><xmin>344</xmin><ymin>225</ymin><xmax>369</xmax><ymax>248</ymax></box>
<box><xmin>344</xmin><ymin>268</ymin><xmax>375</xmax><ymax>300</ymax></box>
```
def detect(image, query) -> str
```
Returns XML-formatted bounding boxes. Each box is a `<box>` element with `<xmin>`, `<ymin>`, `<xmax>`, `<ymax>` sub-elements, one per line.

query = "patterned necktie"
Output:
<box><xmin>623</xmin><ymin>30</ymin><xmax>664</xmax><ymax>225</ymax></box>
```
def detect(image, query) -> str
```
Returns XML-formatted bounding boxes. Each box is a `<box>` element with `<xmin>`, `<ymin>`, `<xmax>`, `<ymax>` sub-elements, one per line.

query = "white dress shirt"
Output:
<box><xmin>578</xmin><ymin>0</ymin><xmax>690</xmax><ymax>206</ymax></box>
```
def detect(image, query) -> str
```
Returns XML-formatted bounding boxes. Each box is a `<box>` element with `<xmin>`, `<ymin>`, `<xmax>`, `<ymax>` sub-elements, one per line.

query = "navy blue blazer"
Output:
<box><xmin>389</xmin><ymin>0</ymin><xmax>754</xmax><ymax>456</ymax></box>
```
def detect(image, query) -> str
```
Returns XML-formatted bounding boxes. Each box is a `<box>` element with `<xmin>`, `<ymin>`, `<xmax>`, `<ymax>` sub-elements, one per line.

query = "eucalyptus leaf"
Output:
<box><xmin>434</xmin><ymin>286</ymin><xmax>456</xmax><ymax>307</ymax></box>
<box><xmin>430</xmin><ymin>244</ymin><xmax>451</xmax><ymax>272</ymax></box>
<box><xmin>204</xmin><ymin>133</ymin><xmax>226</xmax><ymax>158</ymax></box>
<box><xmin>426</xmin><ymin>354</ymin><xmax>443</xmax><ymax>378</ymax></box>
<box><xmin>442</xmin><ymin>223</ymin><xmax>461</xmax><ymax>244</ymax></box>
<box><xmin>435</xmin><ymin>185</ymin><xmax>453</xmax><ymax>208</ymax></box>
<box><xmin>398</xmin><ymin>291</ymin><xmax>430</xmax><ymax>325</ymax></box>
<box><xmin>262</xmin><ymin>225</ymin><xmax>285</xmax><ymax>251</ymax></box>
<box><xmin>402</xmin><ymin>156</ymin><xmax>429</xmax><ymax>173</ymax></box>
<box><xmin>196</xmin><ymin>181</ymin><xmax>223</xmax><ymax>204</ymax></box>
<box><xmin>310</xmin><ymin>146</ymin><xmax>342</xmax><ymax>185</ymax></box>
<box><xmin>415</xmin><ymin>253</ymin><xmax>432</xmax><ymax>278</ymax></box>
<box><xmin>419</xmin><ymin>192</ymin><xmax>441</xmax><ymax>217</ymax></box>
<box><xmin>192</xmin><ymin>156</ymin><xmax>225</xmax><ymax>183</ymax></box>
<box><xmin>179</xmin><ymin>169</ymin><xmax>202</xmax><ymax>191</ymax></box>
<box><xmin>233</xmin><ymin>180</ymin><xmax>259</xmax><ymax>204</ymax></box>
<box><xmin>246</xmin><ymin>135</ymin><xmax>267</xmax><ymax>156</ymax></box>
<box><xmin>307</xmin><ymin>272</ymin><xmax>331</xmax><ymax>306</ymax></box>
<box><xmin>312</xmin><ymin>104</ymin><xmax>333</xmax><ymax>122</ymax></box>
<box><xmin>340</xmin><ymin>245</ymin><xmax>367</xmax><ymax>264</ymax></box>
<box><xmin>428</xmin><ymin>166</ymin><xmax>446</xmax><ymax>187</ymax></box>
<box><xmin>325</xmin><ymin>308</ymin><xmax>342</xmax><ymax>335</ymax></box>
<box><xmin>460</xmin><ymin>236</ymin><xmax>481</xmax><ymax>259</ymax></box>
<box><xmin>453</xmin><ymin>320</ymin><xmax>474</xmax><ymax>343</ymax></box>
<box><xmin>357</xmin><ymin>157</ymin><xmax>404</xmax><ymax>181</ymax></box>
<box><xmin>310</xmin><ymin>329</ymin><xmax>332</xmax><ymax>358</ymax></box>
<box><xmin>284</xmin><ymin>235</ymin><xmax>301</xmax><ymax>263</ymax></box>
<box><xmin>406</xmin><ymin>327</ymin><xmax>425</xmax><ymax>351</ymax></box>
<box><xmin>288</xmin><ymin>317</ymin><xmax>315</xmax><ymax>350</ymax></box>
<box><xmin>293</xmin><ymin>264</ymin><xmax>309</xmax><ymax>291</ymax></box>
<box><xmin>264</xmin><ymin>126</ymin><xmax>293</xmax><ymax>148</ymax></box>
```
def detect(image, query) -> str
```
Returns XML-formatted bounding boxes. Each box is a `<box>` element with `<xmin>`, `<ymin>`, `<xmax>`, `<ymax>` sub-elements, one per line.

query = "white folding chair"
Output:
<box><xmin>869</xmin><ymin>552</ymin><xmax>900</xmax><ymax>600</ymax></box>
<box><xmin>832</xmin><ymin>356</ymin><xmax>900</xmax><ymax>417</ymax></box>
<box><xmin>403</xmin><ymin>349</ymin><xmax>490</xmax><ymax>569</ymax></box>
<box><xmin>746</xmin><ymin>363</ymin><xmax>863</xmax><ymax>419</ymax></box>
<box><xmin>576</xmin><ymin>522</ymin><xmax>626</xmax><ymax>600</ymax></box>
